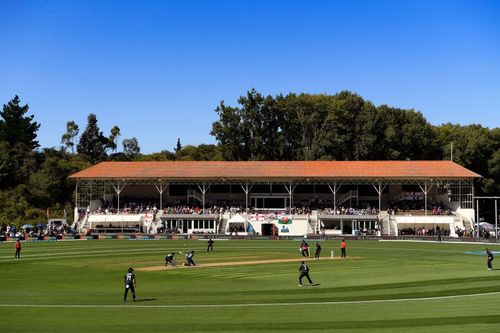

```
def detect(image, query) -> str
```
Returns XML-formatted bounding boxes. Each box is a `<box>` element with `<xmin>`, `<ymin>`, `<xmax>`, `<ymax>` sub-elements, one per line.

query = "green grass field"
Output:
<box><xmin>1</xmin><ymin>238</ymin><xmax>499</xmax><ymax>333</ymax></box>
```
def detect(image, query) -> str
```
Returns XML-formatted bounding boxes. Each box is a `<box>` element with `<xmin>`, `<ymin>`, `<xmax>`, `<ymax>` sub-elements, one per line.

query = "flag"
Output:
<box><xmin>278</xmin><ymin>216</ymin><xmax>292</xmax><ymax>224</ymax></box>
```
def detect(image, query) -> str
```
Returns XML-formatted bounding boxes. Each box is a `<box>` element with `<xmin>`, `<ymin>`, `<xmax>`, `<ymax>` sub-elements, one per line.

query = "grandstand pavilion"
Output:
<box><xmin>69</xmin><ymin>161</ymin><xmax>480</xmax><ymax>237</ymax></box>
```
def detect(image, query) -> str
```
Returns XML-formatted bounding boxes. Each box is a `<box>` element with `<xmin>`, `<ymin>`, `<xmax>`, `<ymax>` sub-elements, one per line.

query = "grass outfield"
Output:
<box><xmin>1</xmin><ymin>239</ymin><xmax>500</xmax><ymax>333</ymax></box>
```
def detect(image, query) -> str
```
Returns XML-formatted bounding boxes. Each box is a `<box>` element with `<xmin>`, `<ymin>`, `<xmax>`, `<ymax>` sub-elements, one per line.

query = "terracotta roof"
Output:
<box><xmin>69</xmin><ymin>161</ymin><xmax>481</xmax><ymax>180</ymax></box>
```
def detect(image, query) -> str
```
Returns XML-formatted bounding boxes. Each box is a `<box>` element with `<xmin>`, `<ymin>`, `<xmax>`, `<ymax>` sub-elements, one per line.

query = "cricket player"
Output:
<box><xmin>298</xmin><ymin>261</ymin><xmax>314</xmax><ymax>287</ymax></box>
<box><xmin>300</xmin><ymin>240</ymin><xmax>310</xmax><ymax>258</ymax></box>
<box><xmin>14</xmin><ymin>239</ymin><xmax>21</xmax><ymax>259</ymax></box>
<box><xmin>123</xmin><ymin>267</ymin><xmax>136</xmax><ymax>302</ymax></box>
<box><xmin>184</xmin><ymin>250</ymin><xmax>196</xmax><ymax>266</ymax></box>
<box><xmin>164</xmin><ymin>252</ymin><xmax>176</xmax><ymax>267</ymax></box>
<box><xmin>486</xmin><ymin>248</ymin><xmax>494</xmax><ymax>271</ymax></box>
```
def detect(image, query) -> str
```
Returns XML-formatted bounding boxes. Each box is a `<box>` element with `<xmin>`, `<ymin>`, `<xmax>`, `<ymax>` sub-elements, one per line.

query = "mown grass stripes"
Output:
<box><xmin>0</xmin><ymin>239</ymin><xmax>499</xmax><ymax>332</ymax></box>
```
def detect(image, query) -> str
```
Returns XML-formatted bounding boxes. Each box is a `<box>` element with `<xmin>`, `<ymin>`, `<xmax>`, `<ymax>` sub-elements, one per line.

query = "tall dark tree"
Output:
<box><xmin>0</xmin><ymin>96</ymin><xmax>41</xmax><ymax>187</ymax></box>
<box><xmin>0</xmin><ymin>141</ymin><xmax>12</xmax><ymax>186</ymax></box>
<box><xmin>212</xmin><ymin>89</ymin><xmax>291</xmax><ymax>160</ymax></box>
<box><xmin>108</xmin><ymin>125</ymin><xmax>121</xmax><ymax>153</ymax></box>
<box><xmin>0</xmin><ymin>95</ymin><xmax>40</xmax><ymax>151</ymax></box>
<box><xmin>76</xmin><ymin>114</ymin><xmax>109</xmax><ymax>163</ymax></box>
<box><xmin>174</xmin><ymin>138</ymin><xmax>182</xmax><ymax>154</ymax></box>
<box><xmin>488</xmin><ymin>128</ymin><xmax>500</xmax><ymax>194</ymax></box>
<box><xmin>211</xmin><ymin>101</ymin><xmax>247</xmax><ymax>160</ymax></box>
<box><xmin>122</xmin><ymin>137</ymin><xmax>140</xmax><ymax>157</ymax></box>
<box><xmin>435</xmin><ymin>123</ymin><xmax>496</xmax><ymax>194</ymax></box>
<box><xmin>373</xmin><ymin>106</ymin><xmax>441</xmax><ymax>160</ymax></box>
<box><xmin>61</xmin><ymin>121</ymin><xmax>79</xmax><ymax>153</ymax></box>
<box><xmin>282</xmin><ymin>93</ymin><xmax>332</xmax><ymax>160</ymax></box>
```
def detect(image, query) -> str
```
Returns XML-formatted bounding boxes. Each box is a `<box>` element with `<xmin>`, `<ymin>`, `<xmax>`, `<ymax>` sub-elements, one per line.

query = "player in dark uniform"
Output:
<box><xmin>314</xmin><ymin>242</ymin><xmax>322</xmax><ymax>259</ymax></box>
<box><xmin>486</xmin><ymin>248</ymin><xmax>494</xmax><ymax>271</ymax></box>
<box><xmin>207</xmin><ymin>238</ymin><xmax>214</xmax><ymax>252</ymax></box>
<box><xmin>164</xmin><ymin>252</ymin><xmax>176</xmax><ymax>267</ymax></box>
<box><xmin>123</xmin><ymin>267</ymin><xmax>136</xmax><ymax>302</ymax></box>
<box><xmin>14</xmin><ymin>239</ymin><xmax>21</xmax><ymax>258</ymax></box>
<box><xmin>298</xmin><ymin>261</ymin><xmax>314</xmax><ymax>286</ymax></box>
<box><xmin>184</xmin><ymin>250</ymin><xmax>196</xmax><ymax>266</ymax></box>
<box><xmin>300</xmin><ymin>240</ymin><xmax>310</xmax><ymax>258</ymax></box>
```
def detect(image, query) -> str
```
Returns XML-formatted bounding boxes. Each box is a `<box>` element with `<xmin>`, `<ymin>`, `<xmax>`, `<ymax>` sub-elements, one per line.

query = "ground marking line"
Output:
<box><xmin>1</xmin><ymin>291</ymin><xmax>499</xmax><ymax>309</ymax></box>
<box><xmin>379</xmin><ymin>239</ymin><xmax>500</xmax><ymax>246</ymax></box>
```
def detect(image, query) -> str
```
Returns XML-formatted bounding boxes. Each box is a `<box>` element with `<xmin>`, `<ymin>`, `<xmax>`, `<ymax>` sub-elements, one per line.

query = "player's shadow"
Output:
<box><xmin>136</xmin><ymin>298</ymin><xmax>158</xmax><ymax>302</ymax></box>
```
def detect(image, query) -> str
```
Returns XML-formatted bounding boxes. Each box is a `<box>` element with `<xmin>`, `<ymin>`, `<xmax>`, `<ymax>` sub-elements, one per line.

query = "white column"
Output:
<box><xmin>112</xmin><ymin>181</ymin><xmax>127</xmax><ymax>213</ymax></box>
<box><xmin>495</xmin><ymin>199</ymin><xmax>498</xmax><ymax>241</ymax></box>
<box><xmin>197</xmin><ymin>182</ymin><xmax>210</xmax><ymax>213</ymax></box>
<box><xmin>240</xmin><ymin>183</ymin><xmax>253</xmax><ymax>211</ymax></box>
<box><xmin>476</xmin><ymin>199</ymin><xmax>480</xmax><ymax>238</ymax></box>
<box><xmin>155</xmin><ymin>181</ymin><xmax>169</xmax><ymax>210</ymax></box>
<box><xmin>284</xmin><ymin>183</ymin><xmax>297</xmax><ymax>214</ymax></box>
<box><xmin>372</xmin><ymin>180</ymin><xmax>387</xmax><ymax>235</ymax></box>
<box><xmin>328</xmin><ymin>183</ymin><xmax>341</xmax><ymax>209</ymax></box>
<box><xmin>418</xmin><ymin>181</ymin><xmax>433</xmax><ymax>217</ymax></box>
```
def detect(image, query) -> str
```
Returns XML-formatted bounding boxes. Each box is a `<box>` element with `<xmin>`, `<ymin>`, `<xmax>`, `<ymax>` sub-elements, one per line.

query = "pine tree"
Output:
<box><xmin>0</xmin><ymin>95</ymin><xmax>40</xmax><ymax>150</ymax></box>
<box><xmin>76</xmin><ymin>114</ymin><xmax>108</xmax><ymax>163</ymax></box>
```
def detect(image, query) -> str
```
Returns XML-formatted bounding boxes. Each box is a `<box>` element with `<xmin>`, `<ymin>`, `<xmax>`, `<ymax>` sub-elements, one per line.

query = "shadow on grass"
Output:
<box><xmin>136</xmin><ymin>298</ymin><xmax>158</xmax><ymax>302</ymax></box>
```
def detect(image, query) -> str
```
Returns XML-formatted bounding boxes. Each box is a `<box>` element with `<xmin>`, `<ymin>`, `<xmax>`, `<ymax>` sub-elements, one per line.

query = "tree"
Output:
<box><xmin>0</xmin><ymin>96</ymin><xmax>40</xmax><ymax>188</ymax></box>
<box><xmin>136</xmin><ymin>150</ymin><xmax>176</xmax><ymax>161</ymax></box>
<box><xmin>373</xmin><ymin>106</ymin><xmax>441</xmax><ymax>160</ymax></box>
<box><xmin>108</xmin><ymin>126</ymin><xmax>121</xmax><ymax>153</ymax></box>
<box><xmin>0</xmin><ymin>141</ymin><xmax>12</xmax><ymax>186</ymax></box>
<box><xmin>76</xmin><ymin>114</ymin><xmax>109</xmax><ymax>163</ymax></box>
<box><xmin>175</xmin><ymin>144</ymin><xmax>223</xmax><ymax>161</ymax></box>
<box><xmin>0</xmin><ymin>95</ymin><xmax>40</xmax><ymax>151</ymax></box>
<box><xmin>61</xmin><ymin>121</ymin><xmax>79</xmax><ymax>153</ymax></box>
<box><xmin>211</xmin><ymin>101</ymin><xmax>247</xmax><ymax>160</ymax></box>
<box><xmin>122</xmin><ymin>138</ymin><xmax>140</xmax><ymax>157</ymax></box>
<box><xmin>281</xmin><ymin>93</ymin><xmax>333</xmax><ymax>160</ymax></box>
<box><xmin>174</xmin><ymin>138</ymin><xmax>182</xmax><ymax>154</ymax></box>
<box><xmin>436</xmin><ymin>123</ymin><xmax>496</xmax><ymax>194</ymax></box>
<box><xmin>29</xmin><ymin>149</ymin><xmax>90</xmax><ymax>206</ymax></box>
<box><xmin>211</xmin><ymin>89</ymin><xmax>287</xmax><ymax>160</ymax></box>
<box><xmin>211</xmin><ymin>90</ymin><xmax>380</xmax><ymax>161</ymax></box>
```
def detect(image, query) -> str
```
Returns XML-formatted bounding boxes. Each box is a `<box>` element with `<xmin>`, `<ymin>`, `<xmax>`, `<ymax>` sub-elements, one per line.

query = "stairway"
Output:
<box><xmin>308</xmin><ymin>211</ymin><xmax>319</xmax><ymax>234</ymax></box>
<box><xmin>218</xmin><ymin>213</ymin><xmax>230</xmax><ymax>234</ymax></box>
<box><xmin>187</xmin><ymin>189</ymin><xmax>202</xmax><ymax>203</ymax></box>
<box><xmin>336</xmin><ymin>189</ymin><xmax>358</xmax><ymax>206</ymax></box>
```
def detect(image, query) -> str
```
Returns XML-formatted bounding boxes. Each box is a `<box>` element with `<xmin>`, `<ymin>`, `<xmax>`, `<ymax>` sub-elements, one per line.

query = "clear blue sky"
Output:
<box><xmin>1</xmin><ymin>0</ymin><xmax>499</xmax><ymax>153</ymax></box>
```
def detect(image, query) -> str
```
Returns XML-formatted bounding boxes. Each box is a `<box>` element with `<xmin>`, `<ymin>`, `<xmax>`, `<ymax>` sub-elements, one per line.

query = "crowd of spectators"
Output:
<box><xmin>87</xmin><ymin>201</ymin><xmax>316</xmax><ymax>217</ymax></box>
<box><xmin>399</xmin><ymin>227</ymin><xmax>450</xmax><ymax>236</ymax></box>
<box><xmin>0</xmin><ymin>223</ymin><xmax>75</xmax><ymax>239</ymax></box>
<box><xmin>319</xmin><ymin>205</ymin><xmax>378</xmax><ymax>216</ymax></box>
<box><xmin>85</xmin><ymin>201</ymin><xmax>389</xmax><ymax>218</ymax></box>
<box><xmin>388</xmin><ymin>201</ymin><xmax>453</xmax><ymax>216</ymax></box>
<box><xmin>162</xmin><ymin>206</ymin><xmax>221</xmax><ymax>215</ymax></box>
<box><xmin>455</xmin><ymin>226</ymin><xmax>474</xmax><ymax>237</ymax></box>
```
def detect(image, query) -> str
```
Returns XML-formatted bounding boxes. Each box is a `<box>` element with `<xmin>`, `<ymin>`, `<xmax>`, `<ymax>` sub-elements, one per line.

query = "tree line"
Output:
<box><xmin>0</xmin><ymin>91</ymin><xmax>498</xmax><ymax>225</ymax></box>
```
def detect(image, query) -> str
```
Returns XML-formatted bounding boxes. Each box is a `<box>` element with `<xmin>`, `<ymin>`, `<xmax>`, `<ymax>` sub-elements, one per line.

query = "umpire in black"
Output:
<box><xmin>207</xmin><ymin>238</ymin><xmax>214</xmax><ymax>252</ymax></box>
<box><xmin>298</xmin><ymin>261</ymin><xmax>314</xmax><ymax>287</ymax></box>
<box><xmin>123</xmin><ymin>267</ymin><xmax>136</xmax><ymax>302</ymax></box>
<box><xmin>314</xmin><ymin>241</ymin><xmax>322</xmax><ymax>259</ymax></box>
